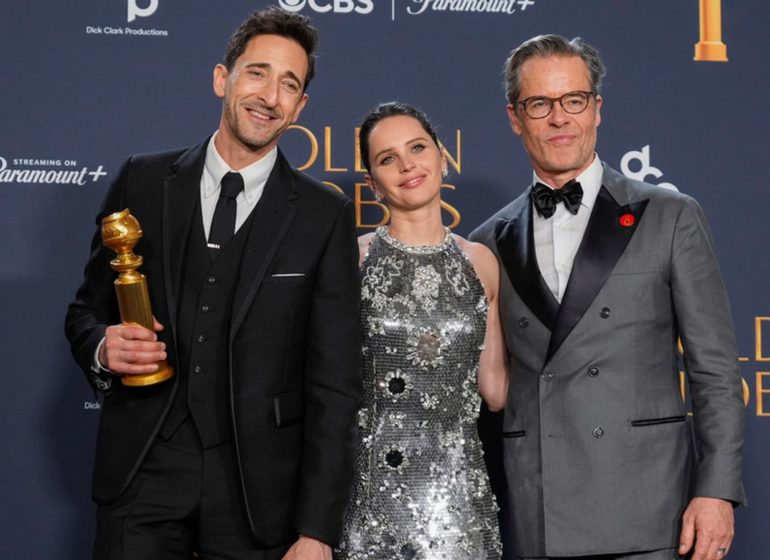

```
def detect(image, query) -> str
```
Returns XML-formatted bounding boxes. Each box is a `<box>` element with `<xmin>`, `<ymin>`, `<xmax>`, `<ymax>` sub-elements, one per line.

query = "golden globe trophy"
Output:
<box><xmin>694</xmin><ymin>0</ymin><xmax>727</xmax><ymax>62</ymax></box>
<box><xmin>101</xmin><ymin>209</ymin><xmax>173</xmax><ymax>386</ymax></box>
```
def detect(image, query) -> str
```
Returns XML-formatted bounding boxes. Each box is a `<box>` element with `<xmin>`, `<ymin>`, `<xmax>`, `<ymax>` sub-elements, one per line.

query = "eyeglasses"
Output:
<box><xmin>516</xmin><ymin>91</ymin><xmax>596</xmax><ymax>119</ymax></box>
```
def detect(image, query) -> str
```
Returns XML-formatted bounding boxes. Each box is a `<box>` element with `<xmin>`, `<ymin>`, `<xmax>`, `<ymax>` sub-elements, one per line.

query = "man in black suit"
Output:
<box><xmin>65</xmin><ymin>7</ymin><xmax>361</xmax><ymax>559</ymax></box>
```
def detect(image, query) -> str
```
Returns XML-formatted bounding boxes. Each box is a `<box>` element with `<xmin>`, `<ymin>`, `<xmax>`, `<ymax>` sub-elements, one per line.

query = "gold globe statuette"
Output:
<box><xmin>694</xmin><ymin>0</ymin><xmax>728</xmax><ymax>62</ymax></box>
<box><xmin>101</xmin><ymin>209</ymin><xmax>174</xmax><ymax>386</ymax></box>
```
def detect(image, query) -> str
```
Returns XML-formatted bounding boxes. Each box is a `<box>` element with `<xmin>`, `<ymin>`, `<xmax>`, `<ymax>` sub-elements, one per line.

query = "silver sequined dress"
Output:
<box><xmin>336</xmin><ymin>227</ymin><xmax>502</xmax><ymax>559</ymax></box>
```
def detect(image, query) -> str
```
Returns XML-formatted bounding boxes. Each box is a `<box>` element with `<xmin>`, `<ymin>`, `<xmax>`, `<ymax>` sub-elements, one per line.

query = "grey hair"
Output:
<box><xmin>503</xmin><ymin>34</ymin><xmax>606</xmax><ymax>104</ymax></box>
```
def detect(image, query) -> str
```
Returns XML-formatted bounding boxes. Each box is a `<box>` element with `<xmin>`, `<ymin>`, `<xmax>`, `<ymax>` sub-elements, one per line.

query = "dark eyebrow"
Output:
<box><xmin>243</xmin><ymin>62</ymin><xmax>303</xmax><ymax>88</ymax></box>
<box><xmin>284</xmin><ymin>70</ymin><xmax>303</xmax><ymax>87</ymax></box>
<box><xmin>244</xmin><ymin>62</ymin><xmax>270</xmax><ymax>72</ymax></box>
<box><xmin>372</xmin><ymin>135</ymin><xmax>429</xmax><ymax>162</ymax></box>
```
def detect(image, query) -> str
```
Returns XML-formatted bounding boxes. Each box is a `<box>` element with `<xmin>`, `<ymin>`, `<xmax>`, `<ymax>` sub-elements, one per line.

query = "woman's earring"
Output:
<box><xmin>373</xmin><ymin>190</ymin><xmax>382</xmax><ymax>202</ymax></box>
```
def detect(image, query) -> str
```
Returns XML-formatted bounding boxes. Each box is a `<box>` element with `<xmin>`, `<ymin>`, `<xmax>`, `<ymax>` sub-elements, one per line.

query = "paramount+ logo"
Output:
<box><xmin>278</xmin><ymin>0</ymin><xmax>374</xmax><ymax>14</ymax></box>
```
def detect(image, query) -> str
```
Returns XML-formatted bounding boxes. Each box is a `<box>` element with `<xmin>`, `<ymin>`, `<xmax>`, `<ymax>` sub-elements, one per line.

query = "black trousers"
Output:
<box><xmin>93</xmin><ymin>418</ymin><xmax>292</xmax><ymax>560</ymax></box>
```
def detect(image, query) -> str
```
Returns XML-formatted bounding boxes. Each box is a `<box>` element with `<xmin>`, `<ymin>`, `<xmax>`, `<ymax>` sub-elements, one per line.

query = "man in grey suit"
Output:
<box><xmin>470</xmin><ymin>35</ymin><xmax>745</xmax><ymax>560</ymax></box>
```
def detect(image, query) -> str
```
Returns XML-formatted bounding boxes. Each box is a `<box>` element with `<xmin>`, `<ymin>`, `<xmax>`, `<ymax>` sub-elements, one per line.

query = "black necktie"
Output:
<box><xmin>208</xmin><ymin>172</ymin><xmax>244</xmax><ymax>257</ymax></box>
<box><xmin>531</xmin><ymin>180</ymin><xmax>583</xmax><ymax>219</ymax></box>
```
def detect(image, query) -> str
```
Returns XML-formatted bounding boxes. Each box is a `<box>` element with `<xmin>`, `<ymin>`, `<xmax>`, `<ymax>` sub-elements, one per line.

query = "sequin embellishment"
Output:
<box><xmin>337</xmin><ymin>227</ymin><xmax>501</xmax><ymax>559</ymax></box>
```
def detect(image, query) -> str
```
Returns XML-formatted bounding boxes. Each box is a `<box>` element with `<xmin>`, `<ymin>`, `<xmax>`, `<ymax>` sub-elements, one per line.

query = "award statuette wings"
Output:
<box><xmin>101</xmin><ymin>209</ymin><xmax>174</xmax><ymax>386</ymax></box>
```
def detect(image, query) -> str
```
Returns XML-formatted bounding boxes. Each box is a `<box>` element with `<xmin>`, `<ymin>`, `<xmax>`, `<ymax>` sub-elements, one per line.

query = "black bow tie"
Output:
<box><xmin>531</xmin><ymin>180</ymin><xmax>584</xmax><ymax>219</ymax></box>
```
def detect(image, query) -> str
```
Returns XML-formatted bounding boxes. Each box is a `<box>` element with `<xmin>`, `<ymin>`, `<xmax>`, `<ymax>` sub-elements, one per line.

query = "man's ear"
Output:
<box><xmin>506</xmin><ymin>103</ymin><xmax>523</xmax><ymax>136</ymax></box>
<box><xmin>594</xmin><ymin>94</ymin><xmax>602</xmax><ymax>128</ymax></box>
<box><xmin>213</xmin><ymin>64</ymin><xmax>229</xmax><ymax>99</ymax></box>
<box><xmin>290</xmin><ymin>93</ymin><xmax>309</xmax><ymax>124</ymax></box>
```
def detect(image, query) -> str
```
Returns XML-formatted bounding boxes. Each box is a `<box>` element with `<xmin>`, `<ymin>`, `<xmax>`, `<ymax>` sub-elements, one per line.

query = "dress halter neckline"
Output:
<box><xmin>376</xmin><ymin>226</ymin><xmax>453</xmax><ymax>255</ymax></box>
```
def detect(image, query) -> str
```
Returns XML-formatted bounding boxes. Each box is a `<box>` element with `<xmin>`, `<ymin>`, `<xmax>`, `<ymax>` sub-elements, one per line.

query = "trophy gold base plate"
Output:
<box><xmin>694</xmin><ymin>41</ymin><xmax>727</xmax><ymax>62</ymax></box>
<box><xmin>121</xmin><ymin>365</ymin><xmax>174</xmax><ymax>386</ymax></box>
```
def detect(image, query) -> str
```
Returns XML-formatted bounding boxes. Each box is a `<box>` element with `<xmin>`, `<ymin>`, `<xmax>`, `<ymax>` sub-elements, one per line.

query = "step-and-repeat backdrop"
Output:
<box><xmin>1</xmin><ymin>1</ymin><xmax>767</xmax><ymax>557</ymax></box>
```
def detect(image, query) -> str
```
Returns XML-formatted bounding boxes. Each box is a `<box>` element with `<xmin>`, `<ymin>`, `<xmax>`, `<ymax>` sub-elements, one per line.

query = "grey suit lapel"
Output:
<box><xmin>547</xmin><ymin>171</ymin><xmax>649</xmax><ymax>361</ymax></box>
<box><xmin>230</xmin><ymin>150</ymin><xmax>298</xmax><ymax>338</ymax></box>
<box><xmin>495</xmin><ymin>187</ymin><xmax>559</xmax><ymax>331</ymax></box>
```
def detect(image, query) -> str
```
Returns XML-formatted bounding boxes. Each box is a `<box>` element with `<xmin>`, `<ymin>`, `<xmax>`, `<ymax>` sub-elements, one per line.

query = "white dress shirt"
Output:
<box><xmin>201</xmin><ymin>131</ymin><xmax>277</xmax><ymax>238</ymax></box>
<box><xmin>533</xmin><ymin>155</ymin><xmax>603</xmax><ymax>302</ymax></box>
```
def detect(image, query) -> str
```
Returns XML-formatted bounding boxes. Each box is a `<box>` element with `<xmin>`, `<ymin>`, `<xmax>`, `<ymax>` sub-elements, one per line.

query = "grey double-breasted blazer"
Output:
<box><xmin>470</xmin><ymin>164</ymin><xmax>745</xmax><ymax>557</ymax></box>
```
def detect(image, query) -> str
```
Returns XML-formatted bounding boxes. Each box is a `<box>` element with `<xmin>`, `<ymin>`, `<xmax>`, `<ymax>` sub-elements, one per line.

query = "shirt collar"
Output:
<box><xmin>532</xmin><ymin>153</ymin><xmax>603</xmax><ymax>211</ymax></box>
<box><xmin>203</xmin><ymin>131</ymin><xmax>278</xmax><ymax>204</ymax></box>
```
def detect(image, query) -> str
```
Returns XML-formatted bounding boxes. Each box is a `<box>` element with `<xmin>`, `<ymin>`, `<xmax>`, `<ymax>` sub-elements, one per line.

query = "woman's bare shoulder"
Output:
<box><xmin>357</xmin><ymin>232</ymin><xmax>377</xmax><ymax>265</ymax></box>
<box><xmin>453</xmin><ymin>234</ymin><xmax>499</xmax><ymax>294</ymax></box>
<box><xmin>453</xmin><ymin>234</ymin><xmax>497</xmax><ymax>269</ymax></box>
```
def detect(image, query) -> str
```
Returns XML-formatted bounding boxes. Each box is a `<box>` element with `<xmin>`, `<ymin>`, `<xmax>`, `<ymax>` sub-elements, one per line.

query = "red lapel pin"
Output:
<box><xmin>619</xmin><ymin>213</ymin><xmax>635</xmax><ymax>227</ymax></box>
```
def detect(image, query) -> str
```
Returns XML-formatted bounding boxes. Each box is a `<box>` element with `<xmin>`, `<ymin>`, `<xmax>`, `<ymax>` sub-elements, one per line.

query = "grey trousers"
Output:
<box><xmin>516</xmin><ymin>548</ymin><xmax>680</xmax><ymax>560</ymax></box>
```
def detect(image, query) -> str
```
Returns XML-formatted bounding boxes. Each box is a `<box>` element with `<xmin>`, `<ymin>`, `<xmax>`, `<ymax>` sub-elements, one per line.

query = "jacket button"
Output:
<box><xmin>200</xmin><ymin>305</ymin><xmax>210</xmax><ymax>313</ymax></box>
<box><xmin>207</xmin><ymin>276</ymin><xmax>216</xmax><ymax>285</ymax></box>
<box><xmin>197</xmin><ymin>334</ymin><xmax>206</xmax><ymax>343</ymax></box>
<box><xmin>592</xmin><ymin>426</ymin><xmax>605</xmax><ymax>438</ymax></box>
<box><xmin>193</xmin><ymin>365</ymin><xmax>202</xmax><ymax>374</ymax></box>
<box><xmin>587</xmin><ymin>366</ymin><xmax>599</xmax><ymax>377</ymax></box>
<box><xmin>541</xmin><ymin>371</ymin><xmax>554</xmax><ymax>382</ymax></box>
<box><xmin>519</xmin><ymin>317</ymin><xmax>530</xmax><ymax>328</ymax></box>
<box><xmin>600</xmin><ymin>307</ymin><xmax>611</xmax><ymax>318</ymax></box>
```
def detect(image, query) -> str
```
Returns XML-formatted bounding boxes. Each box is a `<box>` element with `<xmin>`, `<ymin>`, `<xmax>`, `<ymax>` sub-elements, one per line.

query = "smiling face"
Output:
<box><xmin>365</xmin><ymin>115</ymin><xmax>446</xmax><ymax>213</ymax></box>
<box><xmin>213</xmin><ymin>34</ymin><xmax>308</xmax><ymax>167</ymax></box>
<box><xmin>507</xmin><ymin>54</ymin><xmax>602</xmax><ymax>187</ymax></box>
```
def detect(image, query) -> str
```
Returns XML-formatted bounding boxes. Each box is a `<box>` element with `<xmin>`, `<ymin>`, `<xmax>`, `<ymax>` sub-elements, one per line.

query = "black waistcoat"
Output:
<box><xmin>161</xmin><ymin>203</ymin><xmax>256</xmax><ymax>448</ymax></box>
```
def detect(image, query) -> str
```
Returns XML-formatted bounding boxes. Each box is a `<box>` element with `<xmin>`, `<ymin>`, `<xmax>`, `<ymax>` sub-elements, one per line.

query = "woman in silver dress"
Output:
<box><xmin>336</xmin><ymin>102</ymin><xmax>508</xmax><ymax>559</ymax></box>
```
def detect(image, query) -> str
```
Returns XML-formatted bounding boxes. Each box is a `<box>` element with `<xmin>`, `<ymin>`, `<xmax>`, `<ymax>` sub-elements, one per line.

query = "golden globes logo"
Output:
<box><xmin>694</xmin><ymin>0</ymin><xmax>727</xmax><ymax>62</ymax></box>
<box><xmin>680</xmin><ymin>316</ymin><xmax>770</xmax><ymax>417</ymax></box>
<box><xmin>746</xmin><ymin>317</ymin><xmax>770</xmax><ymax>417</ymax></box>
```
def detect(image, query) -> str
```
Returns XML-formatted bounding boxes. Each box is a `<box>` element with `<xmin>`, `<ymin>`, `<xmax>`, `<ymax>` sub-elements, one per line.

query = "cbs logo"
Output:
<box><xmin>278</xmin><ymin>0</ymin><xmax>374</xmax><ymax>14</ymax></box>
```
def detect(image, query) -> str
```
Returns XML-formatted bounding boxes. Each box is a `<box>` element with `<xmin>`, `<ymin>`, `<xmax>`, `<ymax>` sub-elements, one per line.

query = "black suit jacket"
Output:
<box><xmin>65</xmin><ymin>140</ymin><xmax>362</xmax><ymax>547</ymax></box>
